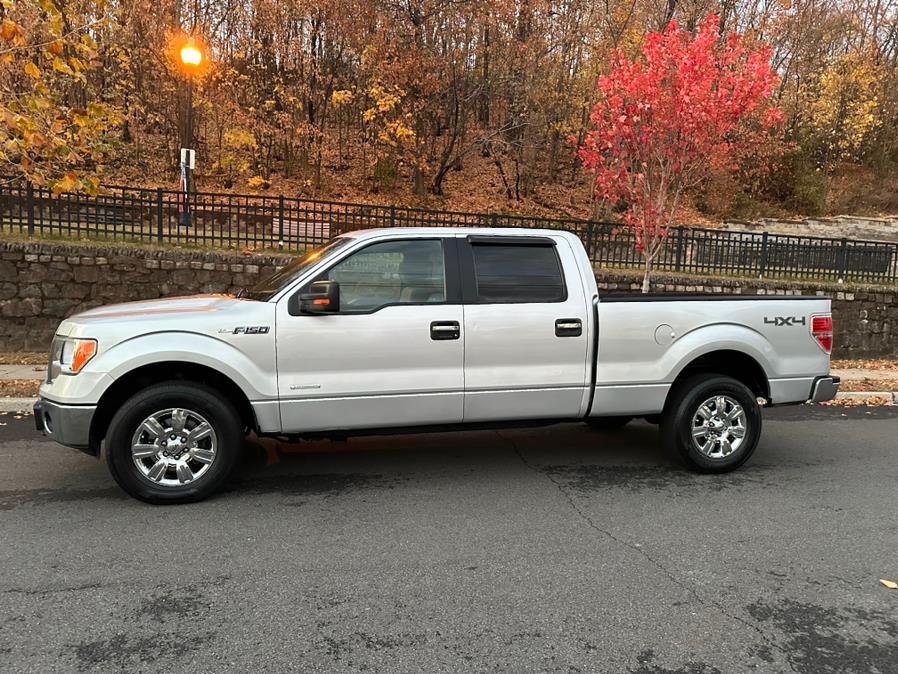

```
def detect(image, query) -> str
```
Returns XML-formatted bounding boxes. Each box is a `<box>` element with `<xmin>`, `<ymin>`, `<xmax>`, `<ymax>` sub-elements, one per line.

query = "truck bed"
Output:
<box><xmin>601</xmin><ymin>293</ymin><xmax>827</xmax><ymax>302</ymax></box>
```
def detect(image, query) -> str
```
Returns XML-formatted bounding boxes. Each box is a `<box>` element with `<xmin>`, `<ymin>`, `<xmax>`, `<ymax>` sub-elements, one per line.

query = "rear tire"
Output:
<box><xmin>586</xmin><ymin>415</ymin><xmax>633</xmax><ymax>431</ymax></box>
<box><xmin>105</xmin><ymin>382</ymin><xmax>243</xmax><ymax>504</ymax></box>
<box><xmin>661</xmin><ymin>374</ymin><xmax>761</xmax><ymax>473</ymax></box>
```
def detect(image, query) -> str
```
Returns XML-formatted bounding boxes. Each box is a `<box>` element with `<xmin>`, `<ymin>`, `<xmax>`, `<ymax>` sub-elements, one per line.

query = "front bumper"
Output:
<box><xmin>810</xmin><ymin>376</ymin><xmax>841</xmax><ymax>403</ymax></box>
<box><xmin>33</xmin><ymin>398</ymin><xmax>97</xmax><ymax>455</ymax></box>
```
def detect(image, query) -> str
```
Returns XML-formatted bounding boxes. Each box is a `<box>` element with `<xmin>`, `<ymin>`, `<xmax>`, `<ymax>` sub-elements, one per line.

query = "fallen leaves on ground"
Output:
<box><xmin>880</xmin><ymin>579</ymin><xmax>898</xmax><ymax>589</ymax></box>
<box><xmin>832</xmin><ymin>359</ymin><xmax>898</xmax><ymax>372</ymax></box>
<box><xmin>840</xmin><ymin>377</ymin><xmax>898</xmax><ymax>392</ymax></box>
<box><xmin>820</xmin><ymin>396</ymin><xmax>894</xmax><ymax>407</ymax></box>
<box><xmin>0</xmin><ymin>352</ymin><xmax>46</xmax><ymax>366</ymax></box>
<box><xmin>0</xmin><ymin>380</ymin><xmax>41</xmax><ymax>397</ymax></box>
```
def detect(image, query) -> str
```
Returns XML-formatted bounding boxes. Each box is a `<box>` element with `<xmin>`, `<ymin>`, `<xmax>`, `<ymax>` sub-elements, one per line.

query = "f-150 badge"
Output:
<box><xmin>764</xmin><ymin>316</ymin><xmax>806</xmax><ymax>326</ymax></box>
<box><xmin>219</xmin><ymin>326</ymin><xmax>270</xmax><ymax>334</ymax></box>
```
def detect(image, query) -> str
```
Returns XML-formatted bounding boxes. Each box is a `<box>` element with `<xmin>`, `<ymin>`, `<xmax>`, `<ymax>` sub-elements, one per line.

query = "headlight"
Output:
<box><xmin>50</xmin><ymin>338</ymin><xmax>98</xmax><ymax>377</ymax></box>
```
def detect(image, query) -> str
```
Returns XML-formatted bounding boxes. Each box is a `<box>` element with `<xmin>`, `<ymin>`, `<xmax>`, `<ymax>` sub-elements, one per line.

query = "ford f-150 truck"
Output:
<box><xmin>34</xmin><ymin>228</ymin><xmax>839</xmax><ymax>503</ymax></box>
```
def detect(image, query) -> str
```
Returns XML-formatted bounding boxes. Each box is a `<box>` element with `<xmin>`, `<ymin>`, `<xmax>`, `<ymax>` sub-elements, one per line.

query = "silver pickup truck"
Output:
<box><xmin>34</xmin><ymin>228</ymin><xmax>839</xmax><ymax>503</ymax></box>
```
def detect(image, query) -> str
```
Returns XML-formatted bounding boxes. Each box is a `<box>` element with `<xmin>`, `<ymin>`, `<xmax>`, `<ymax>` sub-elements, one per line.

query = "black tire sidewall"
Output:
<box><xmin>663</xmin><ymin>375</ymin><xmax>761</xmax><ymax>473</ymax></box>
<box><xmin>105</xmin><ymin>382</ymin><xmax>243</xmax><ymax>504</ymax></box>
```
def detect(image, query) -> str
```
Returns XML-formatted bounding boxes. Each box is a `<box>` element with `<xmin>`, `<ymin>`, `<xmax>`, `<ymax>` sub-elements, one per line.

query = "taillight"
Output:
<box><xmin>811</xmin><ymin>315</ymin><xmax>833</xmax><ymax>354</ymax></box>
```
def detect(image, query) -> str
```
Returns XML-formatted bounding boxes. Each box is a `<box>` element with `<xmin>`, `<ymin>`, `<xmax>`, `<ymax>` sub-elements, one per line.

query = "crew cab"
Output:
<box><xmin>34</xmin><ymin>228</ymin><xmax>839</xmax><ymax>503</ymax></box>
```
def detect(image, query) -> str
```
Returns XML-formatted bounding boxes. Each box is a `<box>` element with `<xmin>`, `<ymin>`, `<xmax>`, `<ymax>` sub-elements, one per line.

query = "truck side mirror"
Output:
<box><xmin>292</xmin><ymin>280</ymin><xmax>340</xmax><ymax>315</ymax></box>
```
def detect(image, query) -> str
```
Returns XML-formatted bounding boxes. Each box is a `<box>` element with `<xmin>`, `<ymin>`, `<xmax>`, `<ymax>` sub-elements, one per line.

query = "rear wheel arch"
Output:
<box><xmin>667</xmin><ymin>349</ymin><xmax>770</xmax><ymax>407</ymax></box>
<box><xmin>90</xmin><ymin>361</ymin><xmax>257</xmax><ymax>451</ymax></box>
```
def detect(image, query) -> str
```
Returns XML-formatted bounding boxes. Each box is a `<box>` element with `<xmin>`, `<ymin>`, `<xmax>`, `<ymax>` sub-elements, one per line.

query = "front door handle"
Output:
<box><xmin>431</xmin><ymin>321</ymin><xmax>460</xmax><ymax>340</ymax></box>
<box><xmin>555</xmin><ymin>318</ymin><xmax>582</xmax><ymax>337</ymax></box>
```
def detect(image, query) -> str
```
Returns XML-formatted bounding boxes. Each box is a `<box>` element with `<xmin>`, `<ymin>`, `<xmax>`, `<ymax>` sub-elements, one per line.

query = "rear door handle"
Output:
<box><xmin>431</xmin><ymin>321</ymin><xmax>460</xmax><ymax>340</ymax></box>
<box><xmin>555</xmin><ymin>318</ymin><xmax>582</xmax><ymax>337</ymax></box>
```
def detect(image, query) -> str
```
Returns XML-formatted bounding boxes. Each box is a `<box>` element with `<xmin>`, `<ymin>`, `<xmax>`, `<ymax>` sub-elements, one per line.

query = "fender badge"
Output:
<box><xmin>218</xmin><ymin>326</ymin><xmax>270</xmax><ymax>334</ymax></box>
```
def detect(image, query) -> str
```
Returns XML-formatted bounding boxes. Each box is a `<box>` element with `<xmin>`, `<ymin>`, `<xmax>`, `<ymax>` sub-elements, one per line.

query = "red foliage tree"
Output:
<box><xmin>579</xmin><ymin>16</ymin><xmax>783</xmax><ymax>292</ymax></box>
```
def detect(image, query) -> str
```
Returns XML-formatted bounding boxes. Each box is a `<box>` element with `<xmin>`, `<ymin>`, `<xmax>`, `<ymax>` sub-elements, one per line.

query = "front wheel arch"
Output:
<box><xmin>90</xmin><ymin>361</ymin><xmax>257</xmax><ymax>453</ymax></box>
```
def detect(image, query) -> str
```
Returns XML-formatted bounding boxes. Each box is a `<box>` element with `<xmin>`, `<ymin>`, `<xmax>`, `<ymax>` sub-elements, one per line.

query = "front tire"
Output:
<box><xmin>661</xmin><ymin>374</ymin><xmax>761</xmax><ymax>473</ymax></box>
<box><xmin>105</xmin><ymin>382</ymin><xmax>243</xmax><ymax>504</ymax></box>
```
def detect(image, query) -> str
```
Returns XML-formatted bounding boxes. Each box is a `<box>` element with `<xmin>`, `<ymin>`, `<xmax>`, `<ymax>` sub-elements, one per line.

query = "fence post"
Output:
<box><xmin>26</xmin><ymin>181</ymin><xmax>35</xmax><ymax>236</ymax></box>
<box><xmin>490</xmin><ymin>213</ymin><xmax>498</xmax><ymax>229</ymax></box>
<box><xmin>278</xmin><ymin>195</ymin><xmax>285</xmax><ymax>234</ymax></box>
<box><xmin>674</xmin><ymin>227</ymin><xmax>684</xmax><ymax>272</ymax></box>
<box><xmin>893</xmin><ymin>244</ymin><xmax>898</xmax><ymax>285</ymax></box>
<box><xmin>758</xmin><ymin>232</ymin><xmax>768</xmax><ymax>279</ymax></box>
<box><xmin>837</xmin><ymin>237</ymin><xmax>848</xmax><ymax>283</ymax></box>
<box><xmin>389</xmin><ymin>205</ymin><xmax>396</xmax><ymax>229</ymax></box>
<box><xmin>585</xmin><ymin>223</ymin><xmax>595</xmax><ymax>264</ymax></box>
<box><xmin>155</xmin><ymin>188</ymin><xmax>163</xmax><ymax>243</ymax></box>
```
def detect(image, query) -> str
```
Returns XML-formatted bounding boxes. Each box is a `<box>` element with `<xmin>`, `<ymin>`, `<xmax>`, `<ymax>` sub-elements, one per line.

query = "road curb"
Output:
<box><xmin>834</xmin><ymin>391</ymin><xmax>898</xmax><ymax>403</ymax></box>
<box><xmin>0</xmin><ymin>398</ymin><xmax>36</xmax><ymax>413</ymax></box>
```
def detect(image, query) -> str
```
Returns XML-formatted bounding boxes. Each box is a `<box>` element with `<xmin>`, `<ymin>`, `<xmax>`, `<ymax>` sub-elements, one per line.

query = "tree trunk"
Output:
<box><xmin>642</xmin><ymin>256</ymin><xmax>653</xmax><ymax>293</ymax></box>
<box><xmin>414</xmin><ymin>166</ymin><xmax>426</xmax><ymax>197</ymax></box>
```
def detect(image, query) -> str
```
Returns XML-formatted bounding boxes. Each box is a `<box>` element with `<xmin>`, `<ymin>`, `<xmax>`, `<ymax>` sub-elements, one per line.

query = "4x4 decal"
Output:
<box><xmin>764</xmin><ymin>316</ymin><xmax>807</xmax><ymax>327</ymax></box>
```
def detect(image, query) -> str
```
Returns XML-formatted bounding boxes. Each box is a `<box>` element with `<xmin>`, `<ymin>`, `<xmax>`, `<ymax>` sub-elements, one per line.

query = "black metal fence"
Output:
<box><xmin>2</xmin><ymin>180</ymin><xmax>897</xmax><ymax>283</ymax></box>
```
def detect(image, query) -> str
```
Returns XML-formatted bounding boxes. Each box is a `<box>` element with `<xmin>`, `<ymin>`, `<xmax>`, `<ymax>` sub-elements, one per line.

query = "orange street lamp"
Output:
<box><xmin>177</xmin><ymin>38</ymin><xmax>203</xmax><ymax>227</ymax></box>
<box><xmin>180</xmin><ymin>43</ymin><xmax>203</xmax><ymax>68</ymax></box>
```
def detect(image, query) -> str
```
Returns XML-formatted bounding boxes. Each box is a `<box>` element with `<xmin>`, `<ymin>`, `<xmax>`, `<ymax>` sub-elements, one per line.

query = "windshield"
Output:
<box><xmin>242</xmin><ymin>238</ymin><xmax>353</xmax><ymax>301</ymax></box>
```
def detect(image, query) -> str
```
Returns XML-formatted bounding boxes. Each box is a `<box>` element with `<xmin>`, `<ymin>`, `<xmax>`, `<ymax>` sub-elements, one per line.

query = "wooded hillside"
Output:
<box><xmin>4</xmin><ymin>0</ymin><xmax>898</xmax><ymax>220</ymax></box>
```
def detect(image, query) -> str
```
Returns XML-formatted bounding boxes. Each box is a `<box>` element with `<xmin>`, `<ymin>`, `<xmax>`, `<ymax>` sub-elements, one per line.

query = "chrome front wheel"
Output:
<box><xmin>131</xmin><ymin>408</ymin><xmax>218</xmax><ymax>487</ymax></box>
<box><xmin>106</xmin><ymin>382</ymin><xmax>242</xmax><ymax>504</ymax></box>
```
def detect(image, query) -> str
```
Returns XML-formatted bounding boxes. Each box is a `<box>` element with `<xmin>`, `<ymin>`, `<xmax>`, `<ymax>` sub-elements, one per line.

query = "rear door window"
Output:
<box><xmin>470</xmin><ymin>243</ymin><xmax>565</xmax><ymax>303</ymax></box>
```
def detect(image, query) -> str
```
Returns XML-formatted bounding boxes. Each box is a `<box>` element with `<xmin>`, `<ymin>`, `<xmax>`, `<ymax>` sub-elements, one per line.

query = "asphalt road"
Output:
<box><xmin>1</xmin><ymin>406</ymin><xmax>897</xmax><ymax>673</ymax></box>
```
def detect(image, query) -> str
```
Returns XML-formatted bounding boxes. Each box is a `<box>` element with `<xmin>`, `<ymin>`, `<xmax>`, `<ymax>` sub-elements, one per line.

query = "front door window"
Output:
<box><xmin>313</xmin><ymin>239</ymin><xmax>446</xmax><ymax>312</ymax></box>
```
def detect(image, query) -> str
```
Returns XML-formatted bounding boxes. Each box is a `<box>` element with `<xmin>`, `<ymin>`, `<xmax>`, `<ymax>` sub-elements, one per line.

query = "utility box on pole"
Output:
<box><xmin>178</xmin><ymin>148</ymin><xmax>196</xmax><ymax>227</ymax></box>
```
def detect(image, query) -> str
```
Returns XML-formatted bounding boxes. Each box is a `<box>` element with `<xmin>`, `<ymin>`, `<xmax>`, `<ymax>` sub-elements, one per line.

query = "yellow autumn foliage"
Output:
<box><xmin>331</xmin><ymin>89</ymin><xmax>353</xmax><ymax>107</ymax></box>
<box><xmin>379</xmin><ymin>120</ymin><xmax>416</xmax><ymax>148</ymax></box>
<box><xmin>802</xmin><ymin>51</ymin><xmax>881</xmax><ymax>163</ymax></box>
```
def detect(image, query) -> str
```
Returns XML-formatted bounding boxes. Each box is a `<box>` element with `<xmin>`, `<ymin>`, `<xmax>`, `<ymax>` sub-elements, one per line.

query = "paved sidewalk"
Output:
<box><xmin>0</xmin><ymin>364</ymin><xmax>45</xmax><ymax>379</ymax></box>
<box><xmin>831</xmin><ymin>367</ymin><xmax>897</xmax><ymax>381</ymax></box>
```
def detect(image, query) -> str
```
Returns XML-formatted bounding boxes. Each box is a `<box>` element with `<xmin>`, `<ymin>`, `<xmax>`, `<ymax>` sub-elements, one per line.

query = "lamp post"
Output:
<box><xmin>178</xmin><ymin>39</ymin><xmax>203</xmax><ymax>227</ymax></box>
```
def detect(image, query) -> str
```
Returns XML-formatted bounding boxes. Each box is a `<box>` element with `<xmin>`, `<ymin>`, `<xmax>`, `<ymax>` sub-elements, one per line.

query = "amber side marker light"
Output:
<box><xmin>313</xmin><ymin>299</ymin><xmax>331</xmax><ymax>306</ymax></box>
<box><xmin>71</xmin><ymin>340</ymin><xmax>97</xmax><ymax>373</ymax></box>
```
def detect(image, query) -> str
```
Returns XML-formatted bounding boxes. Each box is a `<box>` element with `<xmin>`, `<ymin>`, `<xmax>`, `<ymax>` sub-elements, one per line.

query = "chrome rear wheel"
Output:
<box><xmin>661</xmin><ymin>374</ymin><xmax>761</xmax><ymax>473</ymax></box>
<box><xmin>690</xmin><ymin>395</ymin><xmax>747</xmax><ymax>460</ymax></box>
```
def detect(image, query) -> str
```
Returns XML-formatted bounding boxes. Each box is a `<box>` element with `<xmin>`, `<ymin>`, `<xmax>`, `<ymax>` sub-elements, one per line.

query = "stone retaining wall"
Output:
<box><xmin>0</xmin><ymin>241</ymin><xmax>290</xmax><ymax>352</ymax></box>
<box><xmin>1</xmin><ymin>240</ymin><xmax>895</xmax><ymax>357</ymax></box>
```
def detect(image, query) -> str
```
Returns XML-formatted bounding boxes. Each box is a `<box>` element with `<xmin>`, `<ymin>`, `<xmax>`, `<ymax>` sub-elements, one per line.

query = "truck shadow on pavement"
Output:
<box><xmin>232</xmin><ymin>419</ymin><xmax>803</xmax><ymax>501</ymax></box>
<box><xmin>3</xmin><ymin>407</ymin><xmax>891</xmax><ymax>508</ymax></box>
<box><xmin>0</xmin><ymin>412</ymin><xmax>840</xmax><ymax>510</ymax></box>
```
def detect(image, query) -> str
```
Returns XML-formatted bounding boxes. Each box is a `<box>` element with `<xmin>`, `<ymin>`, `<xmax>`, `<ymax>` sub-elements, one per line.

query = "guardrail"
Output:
<box><xmin>1</xmin><ymin>180</ymin><xmax>896</xmax><ymax>283</ymax></box>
